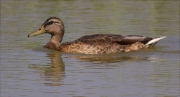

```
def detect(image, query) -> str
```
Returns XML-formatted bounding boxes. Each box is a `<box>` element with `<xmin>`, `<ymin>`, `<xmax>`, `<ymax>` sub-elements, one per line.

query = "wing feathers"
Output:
<box><xmin>76</xmin><ymin>34</ymin><xmax>153</xmax><ymax>45</ymax></box>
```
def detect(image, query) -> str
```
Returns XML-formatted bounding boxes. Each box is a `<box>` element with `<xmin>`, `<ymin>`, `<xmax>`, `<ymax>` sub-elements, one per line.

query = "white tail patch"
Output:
<box><xmin>146</xmin><ymin>36</ymin><xmax>166</xmax><ymax>46</ymax></box>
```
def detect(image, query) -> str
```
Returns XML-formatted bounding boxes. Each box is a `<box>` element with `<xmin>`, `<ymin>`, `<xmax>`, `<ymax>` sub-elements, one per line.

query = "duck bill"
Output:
<box><xmin>28</xmin><ymin>26</ymin><xmax>46</xmax><ymax>37</ymax></box>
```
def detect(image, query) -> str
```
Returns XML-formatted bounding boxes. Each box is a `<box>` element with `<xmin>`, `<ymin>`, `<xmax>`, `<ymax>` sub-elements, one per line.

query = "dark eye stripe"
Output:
<box><xmin>44</xmin><ymin>21</ymin><xmax>54</xmax><ymax>27</ymax></box>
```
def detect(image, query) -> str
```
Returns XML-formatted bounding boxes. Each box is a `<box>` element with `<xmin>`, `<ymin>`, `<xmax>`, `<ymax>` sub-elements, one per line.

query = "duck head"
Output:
<box><xmin>28</xmin><ymin>17</ymin><xmax>64</xmax><ymax>38</ymax></box>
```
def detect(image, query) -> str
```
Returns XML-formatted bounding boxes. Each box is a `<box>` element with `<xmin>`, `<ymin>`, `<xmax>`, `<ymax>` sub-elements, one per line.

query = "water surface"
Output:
<box><xmin>0</xmin><ymin>1</ymin><xmax>179</xmax><ymax>97</ymax></box>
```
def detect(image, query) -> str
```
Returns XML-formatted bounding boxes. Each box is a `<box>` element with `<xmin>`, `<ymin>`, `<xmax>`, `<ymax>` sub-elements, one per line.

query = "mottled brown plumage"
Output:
<box><xmin>28</xmin><ymin>17</ymin><xmax>166</xmax><ymax>54</ymax></box>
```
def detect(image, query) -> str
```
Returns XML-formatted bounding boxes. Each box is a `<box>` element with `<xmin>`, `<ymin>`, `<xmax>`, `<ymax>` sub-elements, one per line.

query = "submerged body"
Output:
<box><xmin>28</xmin><ymin>17</ymin><xmax>166</xmax><ymax>54</ymax></box>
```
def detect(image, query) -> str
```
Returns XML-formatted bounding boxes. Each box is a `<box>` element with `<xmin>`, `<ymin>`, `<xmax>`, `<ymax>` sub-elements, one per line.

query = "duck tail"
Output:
<box><xmin>145</xmin><ymin>36</ymin><xmax>166</xmax><ymax>47</ymax></box>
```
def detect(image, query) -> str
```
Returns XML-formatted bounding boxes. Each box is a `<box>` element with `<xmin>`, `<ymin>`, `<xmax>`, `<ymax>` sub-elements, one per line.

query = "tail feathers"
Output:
<box><xmin>145</xmin><ymin>36</ymin><xmax>166</xmax><ymax>47</ymax></box>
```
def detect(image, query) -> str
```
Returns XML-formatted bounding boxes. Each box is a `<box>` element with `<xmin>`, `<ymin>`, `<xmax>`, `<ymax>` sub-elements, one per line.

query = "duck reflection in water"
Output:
<box><xmin>28</xmin><ymin>51</ymin><xmax>65</xmax><ymax>86</ymax></box>
<box><xmin>28</xmin><ymin>48</ymin><xmax>161</xmax><ymax>86</ymax></box>
<box><xmin>70</xmin><ymin>54</ymin><xmax>150</xmax><ymax>64</ymax></box>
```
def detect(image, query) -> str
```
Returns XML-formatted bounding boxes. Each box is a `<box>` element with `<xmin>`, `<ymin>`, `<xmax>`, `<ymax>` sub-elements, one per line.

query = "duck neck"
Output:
<box><xmin>45</xmin><ymin>33</ymin><xmax>64</xmax><ymax>50</ymax></box>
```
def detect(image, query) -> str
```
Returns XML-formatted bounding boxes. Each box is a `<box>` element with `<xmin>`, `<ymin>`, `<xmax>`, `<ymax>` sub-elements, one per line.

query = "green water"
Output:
<box><xmin>0</xmin><ymin>1</ymin><xmax>179</xmax><ymax>97</ymax></box>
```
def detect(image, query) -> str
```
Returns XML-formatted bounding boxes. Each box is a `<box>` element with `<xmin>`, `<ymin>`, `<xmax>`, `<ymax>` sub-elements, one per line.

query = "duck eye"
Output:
<box><xmin>39</xmin><ymin>29</ymin><xmax>41</xmax><ymax>30</ymax></box>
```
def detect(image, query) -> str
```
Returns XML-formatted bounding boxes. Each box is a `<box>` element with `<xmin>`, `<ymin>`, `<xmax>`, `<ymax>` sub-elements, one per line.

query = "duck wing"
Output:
<box><xmin>116</xmin><ymin>35</ymin><xmax>153</xmax><ymax>45</ymax></box>
<box><xmin>76</xmin><ymin>34</ymin><xmax>152</xmax><ymax>45</ymax></box>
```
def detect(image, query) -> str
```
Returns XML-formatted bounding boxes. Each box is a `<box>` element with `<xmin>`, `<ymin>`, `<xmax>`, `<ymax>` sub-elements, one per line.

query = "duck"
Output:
<box><xmin>28</xmin><ymin>17</ymin><xmax>166</xmax><ymax>54</ymax></box>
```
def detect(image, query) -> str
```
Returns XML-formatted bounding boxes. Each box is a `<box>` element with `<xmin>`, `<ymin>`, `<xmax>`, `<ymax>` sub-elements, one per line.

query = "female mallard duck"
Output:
<box><xmin>28</xmin><ymin>17</ymin><xmax>166</xmax><ymax>54</ymax></box>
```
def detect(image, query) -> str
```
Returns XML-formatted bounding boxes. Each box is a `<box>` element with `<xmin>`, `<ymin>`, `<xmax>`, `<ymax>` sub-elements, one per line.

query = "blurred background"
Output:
<box><xmin>0</xmin><ymin>0</ymin><xmax>179</xmax><ymax>97</ymax></box>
